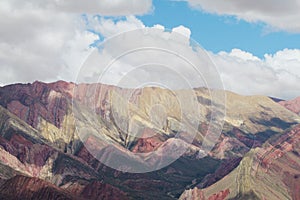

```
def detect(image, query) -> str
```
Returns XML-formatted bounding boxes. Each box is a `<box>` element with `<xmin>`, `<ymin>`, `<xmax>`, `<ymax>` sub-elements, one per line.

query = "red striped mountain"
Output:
<box><xmin>0</xmin><ymin>81</ymin><xmax>299</xmax><ymax>199</ymax></box>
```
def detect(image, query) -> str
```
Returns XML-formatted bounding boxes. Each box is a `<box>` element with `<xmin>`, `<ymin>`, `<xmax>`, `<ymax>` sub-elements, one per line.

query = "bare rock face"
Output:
<box><xmin>0</xmin><ymin>105</ymin><xmax>130</xmax><ymax>199</ymax></box>
<box><xmin>207</xmin><ymin>189</ymin><xmax>230</xmax><ymax>200</ymax></box>
<box><xmin>0</xmin><ymin>81</ymin><xmax>69</xmax><ymax>129</ymax></box>
<box><xmin>1</xmin><ymin>81</ymin><xmax>298</xmax><ymax>154</ymax></box>
<box><xmin>0</xmin><ymin>133</ymin><xmax>54</xmax><ymax>177</ymax></box>
<box><xmin>179</xmin><ymin>188</ymin><xmax>206</xmax><ymax>200</ymax></box>
<box><xmin>279</xmin><ymin>96</ymin><xmax>300</xmax><ymax>115</ymax></box>
<box><xmin>80</xmin><ymin>180</ymin><xmax>129</xmax><ymax>200</ymax></box>
<box><xmin>0</xmin><ymin>175</ymin><xmax>79</xmax><ymax>200</ymax></box>
<box><xmin>0</xmin><ymin>105</ymin><xmax>55</xmax><ymax>177</ymax></box>
<box><xmin>132</xmin><ymin>130</ymin><xmax>163</xmax><ymax>153</ymax></box>
<box><xmin>0</xmin><ymin>81</ymin><xmax>300</xmax><ymax>200</ymax></box>
<box><xmin>180</xmin><ymin>125</ymin><xmax>300</xmax><ymax>200</ymax></box>
<box><xmin>0</xmin><ymin>81</ymin><xmax>81</xmax><ymax>154</ymax></box>
<box><xmin>179</xmin><ymin>188</ymin><xmax>230</xmax><ymax>200</ymax></box>
<box><xmin>254</xmin><ymin>125</ymin><xmax>300</xmax><ymax>200</ymax></box>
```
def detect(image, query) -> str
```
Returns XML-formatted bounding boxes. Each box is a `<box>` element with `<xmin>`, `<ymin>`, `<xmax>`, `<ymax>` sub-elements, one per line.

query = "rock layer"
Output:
<box><xmin>0</xmin><ymin>81</ymin><xmax>299</xmax><ymax>199</ymax></box>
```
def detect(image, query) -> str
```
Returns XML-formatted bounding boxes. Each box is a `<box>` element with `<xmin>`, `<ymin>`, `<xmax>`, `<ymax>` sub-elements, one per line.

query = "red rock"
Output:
<box><xmin>180</xmin><ymin>188</ymin><xmax>230</xmax><ymax>200</ymax></box>
<box><xmin>80</xmin><ymin>180</ymin><xmax>128</xmax><ymax>200</ymax></box>
<box><xmin>207</xmin><ymin>189</ymin><xmax>230</xmax><ymax>200</ymax></box>
<box><xmin>279</xmin><ymin>97</ymin><xmax>300</xmax><ymax>115</ymax></box>
<box><xmin>0</xmin><ymin>132</ymin><xmax>54</xmax><ymax>177</ymax></box>
<box><xmin>7</xmin><ymin>100</ymin><xmax>29</xmax><ymax>121</ymax></box>
<box><xmin>0</xmin><ymin>81</ymin><xmax>69</xmax><ymax>128</ymax></box>
<box><xmin>253</xmin><ymin>125</ymin><xmax>300</xmax><ymax>198</ymax></box>
<box><xmin>1</xmin><ymin>81</ymin><xmax>299</xmax><ymax>200</ymax></box>
<box><xmin>132</xmin><ymin>129</ymin><xmax>163</xmax><ymax>153</ymax></box>
<box><xmin>181</xmin><ymin>188</ymin><xmax>205</xmax><ymax>200</ymax></box>
<box><xmin>0</xmin><ymin>175</ymin><xmax>80</xmax><ymax>200</ymax></box>
<box><xmin>283</xmin><ymin>172</ymin><xmax>300</xmax><ymax>200</ymax></box>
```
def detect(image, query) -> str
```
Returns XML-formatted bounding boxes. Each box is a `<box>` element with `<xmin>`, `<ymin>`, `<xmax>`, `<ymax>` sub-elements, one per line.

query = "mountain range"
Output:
<box><xmin>0</xmin><ymin>80</ymin><xmax>299</xmax><ymax>200</ymax></box>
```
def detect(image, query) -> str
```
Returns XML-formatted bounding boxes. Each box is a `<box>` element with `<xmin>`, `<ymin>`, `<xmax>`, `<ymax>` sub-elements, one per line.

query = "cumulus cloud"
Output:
<box><xmin>182</xmin><ymin>0</ymin><xmax>300</xmax><ymax>32</ymax></box>
<box><xmin>86</xmin><ymin>15</ymin><xmax>146</xmax><ymax>38</ymax></box>
<box><xmin>76</xmin><ymin>18</ymin><xmax>223</xmax><ymax>90</ymax></box>
<box><xmin>0</xmin><ymin>0</ymin><xmax>153</xmax><ymax>85</ymax></box>
<box><xmin>5</xmin><ymin>0</ymin><xmax>153</xmax><ymax>16</ymax></box>
<box><xmin>172</xmin><ymin>25</ymin><xmax>191</xmax><ymax>38</ymax></box>
<box><xmin>211</xmin><ymin>48</ymin><xmax>300</xmax><ymax>99</ymax></box>
<box><xmin>79</xmin><ymin>16</ymin><xmax>300</xmax><ymax>99</ymax></box>
<box><xmin>0</xmin><ymin>0</ymin><xmax>299</xmax><ymax>100</ymax></box>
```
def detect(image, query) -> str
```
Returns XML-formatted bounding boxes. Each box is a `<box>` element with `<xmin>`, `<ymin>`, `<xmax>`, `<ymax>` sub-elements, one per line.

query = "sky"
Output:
<box><xmin>0</xmin><ymin>0</ymin><xmax>299</xmax><ymax>99</ymax></box>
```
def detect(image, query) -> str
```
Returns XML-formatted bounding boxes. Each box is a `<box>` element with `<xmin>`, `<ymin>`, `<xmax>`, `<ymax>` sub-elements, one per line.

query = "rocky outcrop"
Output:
<box><xmin>179</xmin><ymin>188</ymin><xmax>230</xmax><ymax>200</ymax></box>
<box><xmin>132</xmin><ymin>133</ymin><xmax>163</xmax><ymax>153</ymax></box>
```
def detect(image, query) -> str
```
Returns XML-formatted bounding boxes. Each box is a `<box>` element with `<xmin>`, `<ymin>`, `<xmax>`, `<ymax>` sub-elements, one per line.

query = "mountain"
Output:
<box><xmin>0</xmin><ymin>175</ymin><xmax>128</xmax><ymax>200</ymax></box>
<box><xmin>0</xmin><ymin>175</ymin><xmax>80</xmax><ymax>200</ymax></box>
<box><xmin>0</xmin><ymin>81</ymin><xmax>299</xmax><ymax>199</ymax></box>
<box><xmin>179</xmin><ymin>124</ymin><xmax>300</xmax><ymax>200</ymax></box>
<box><xmin>279</xmin><ymin>97</ymin><xmax>300</xmax><ymax>115</ymax></box>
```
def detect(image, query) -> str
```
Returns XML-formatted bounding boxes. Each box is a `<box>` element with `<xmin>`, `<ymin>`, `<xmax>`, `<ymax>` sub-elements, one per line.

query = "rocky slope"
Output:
<box><xmin>180</xmin><ymin>124</ymin><xmax>300</xmax><ymax>200</ymax></box>
<box><xmin>279</xmin><ymin>97</ymin><xmax>300</xmax><ymax>115</ymax></box>
<box><xmin>0</xmin><ymin>81</ymin><xmax>299</xmax><ymax>199</ymax></box>
<box><xmin>0</xmin><ymin>175</ymin><xmax>128</xmax><ymax>200</ymax></box>
<box><xmin>0</xmin><ymin>175</ymin><xmax>80</xmax><ymax>200</ymax></box>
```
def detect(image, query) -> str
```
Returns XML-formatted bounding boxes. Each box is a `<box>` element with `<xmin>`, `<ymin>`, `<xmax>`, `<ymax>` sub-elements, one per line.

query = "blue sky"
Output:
<box><xmin>138</xmin><ymin>0</ymin><xmax>300</xmax><ymax>58</ymax></box>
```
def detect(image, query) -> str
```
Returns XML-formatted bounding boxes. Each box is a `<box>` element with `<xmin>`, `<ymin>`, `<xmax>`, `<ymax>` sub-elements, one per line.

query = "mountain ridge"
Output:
<box><xmin>0</xmin><ymin>80</ymin><xmax>299</xmax><ymax>199</ymax></box>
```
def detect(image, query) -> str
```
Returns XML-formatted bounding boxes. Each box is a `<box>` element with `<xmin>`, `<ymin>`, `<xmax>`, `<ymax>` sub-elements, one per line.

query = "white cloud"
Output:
<box><xmin>6</xmin><ymin>0</ymin><xmax>153</xmax><ymax>16</ymax></box>
<box><xmin>86</xmin><ymin>15</ymin><xmax>146</xmax><ymax>38</ymax></box>
<box><xmin>0</xmin><ymin>1</ymin><xmax>97</xmax><ymax>85</ymax></box>
<box><xmin>0</xmin><ymin>0</ymin><xmax>153</xmax><ymax>85</ymax></box>
<box><xmin>76</xmin><ymin>19</ymin><xmax>218</xmax><ymax>90</ymax></box>
<box><xmin>183</xmin><ymin>0</ymin><xmax>300</xmax><ymax>32</ymax></box>
<box><xmin>0</xmin><ymin>0</ymin><xmax>299</xmax><ymax>100</ymax></box>
<box><xmin>265</xmin><ymin>49</ymin><xmax>300</xmax><ymax>77</ymax></box>
<box><xmin>172</xmin><ymin>25</ymin><xmax>191</xmax><ymax>38</ymax></box>
<box><xmin>80</xmin><ymin>16</ymin><xmax>300</xmax><ymax>99</ymax></box>
<box><xmin>211</xmin><ymin>48</ymin><xmax>300</xmax><ymax>99</ymax></box>
<box><xmin>224</xmin><ymin>49</ymin><xmax>260</xmax><ymax>62</ymax></box>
